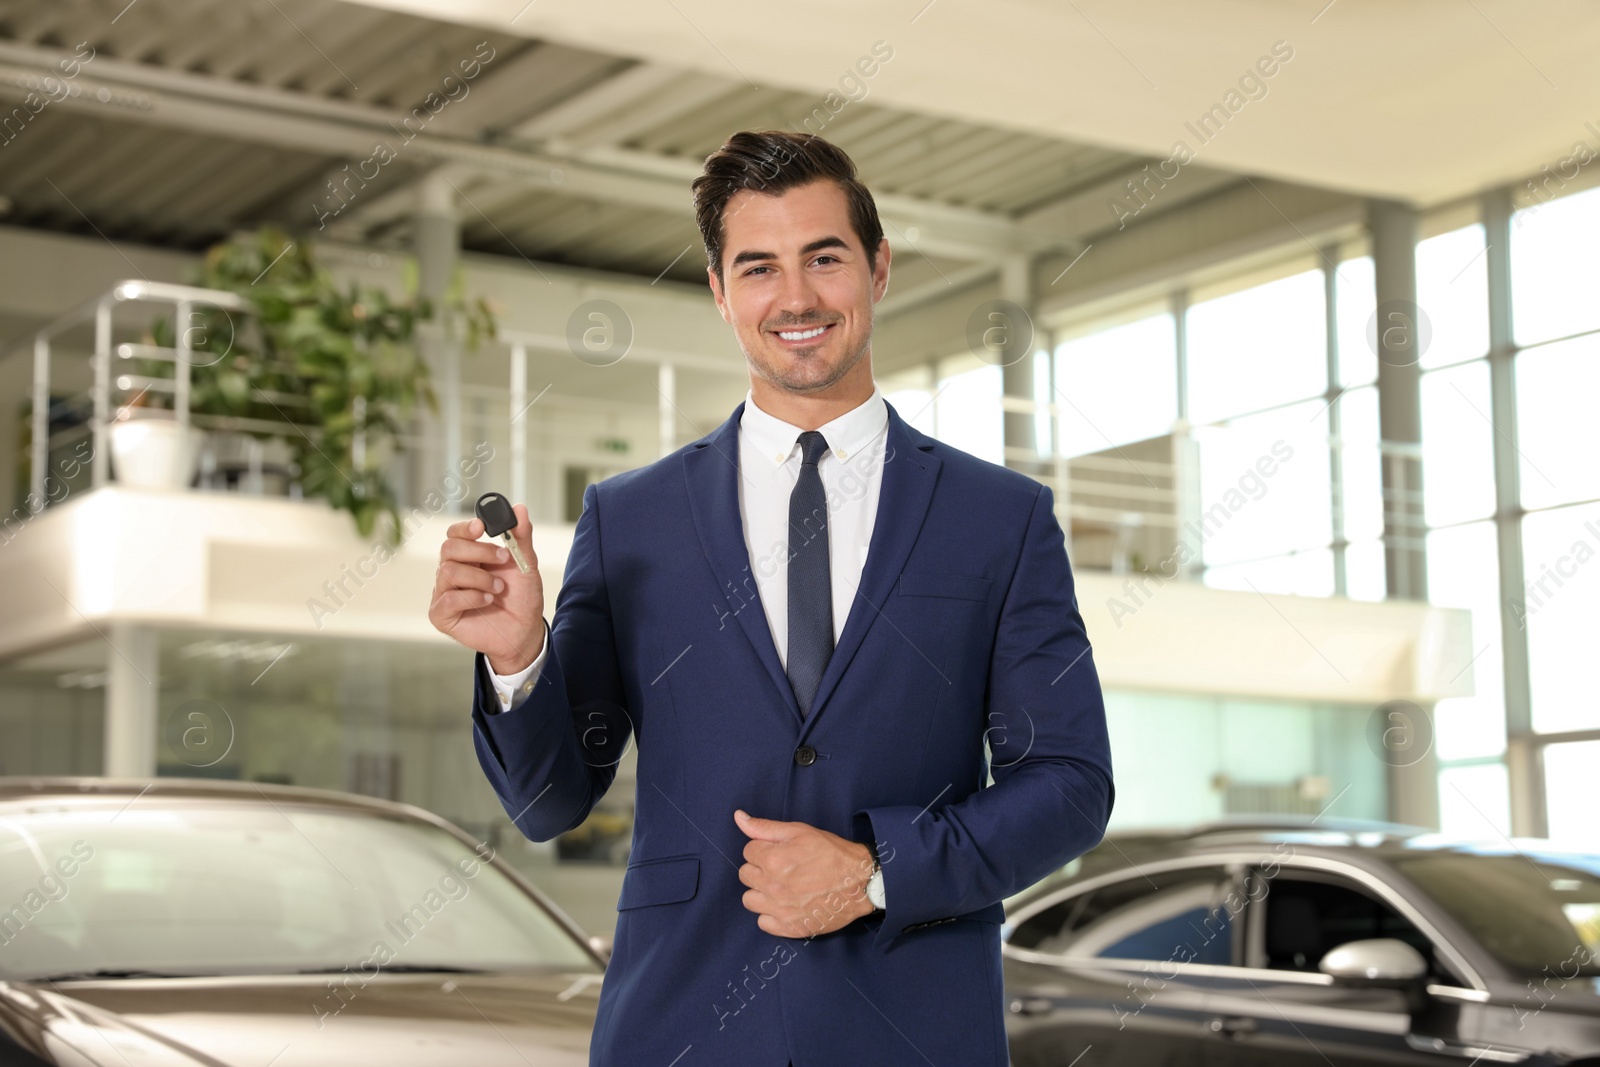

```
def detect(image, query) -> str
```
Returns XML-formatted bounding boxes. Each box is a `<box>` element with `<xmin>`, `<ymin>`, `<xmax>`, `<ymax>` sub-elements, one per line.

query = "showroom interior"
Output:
<box><xmin>0</xmin><ymin>0</ymin><xmax>1596</xmax><ymax>952</ymax></box>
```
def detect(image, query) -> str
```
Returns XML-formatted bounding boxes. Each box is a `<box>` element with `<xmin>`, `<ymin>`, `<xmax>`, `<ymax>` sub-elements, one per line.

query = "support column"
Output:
<box><xmin>1324</xmin><ymin>248</ymin><xmax>1348</xmax><ymax>597</ymax></box>
<box><xmin>1170</xmin><ymin>289</ymin><xmax>1202</xmax><ymax>581</ymax></box>
<box><xmin>1371</xmin><ymin>201</ymin><xmax>1427</xmax><ymax>601</ymax></box>
<box><xmin>1370</xmin><ymin>199</ymin><xmax>1439</xmax><ymax>828</ymax></box>
<box><xmin>416</xmin><ymin>172</ymin><xmax>462</xmax><ymax>512</ymax></box>
<box><xmin>658</xmin><ymin>362</ymin><xmax>676</xmax><ymax>459</ymax></box>
<box><xmin>510</xmin><ymin>341</ymin><xmax>529</xmax><ymax>510</ymax></box>
<box><xmin>1484</xmin><ymin>187</ymin><xmax>1544</xmax><ymax>837</ymax></box>
<box><xmin>104</xmin><ymin>622</ymin><xmax>158</xmax><ymax>777</ymax></box>
<box><xmin>999</xmin><ymin>255</ymin><xmax>1042</xmax><ymax>475</ymax></box>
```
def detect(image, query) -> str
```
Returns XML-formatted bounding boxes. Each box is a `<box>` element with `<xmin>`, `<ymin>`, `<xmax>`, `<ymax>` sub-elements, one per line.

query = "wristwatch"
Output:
<box><xmin>866</xmin><ymin>857</ymin><xmax>886</xmax><ymax>912</ymax></box>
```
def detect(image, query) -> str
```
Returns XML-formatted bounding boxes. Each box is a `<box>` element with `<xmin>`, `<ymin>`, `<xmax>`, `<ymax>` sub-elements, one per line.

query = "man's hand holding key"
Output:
<box><xmin>429</xmin><ymin>500</ymin><xmax>546</xmax><ymax>675</ymax></box>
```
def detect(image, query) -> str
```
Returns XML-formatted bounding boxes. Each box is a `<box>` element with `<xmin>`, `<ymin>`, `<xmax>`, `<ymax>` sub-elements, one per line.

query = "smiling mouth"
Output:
<box><xmin>771</xmin><ymin>323</ymin><xmax>835</xmax><ymax>344</ymax></box>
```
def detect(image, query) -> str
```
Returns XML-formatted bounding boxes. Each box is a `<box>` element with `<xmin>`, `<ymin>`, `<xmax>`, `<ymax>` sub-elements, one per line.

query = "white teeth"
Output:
<box><xmin>777</xmin><ymin>326</ymin><xmax>828</xmax><ymax>341</ymax></box>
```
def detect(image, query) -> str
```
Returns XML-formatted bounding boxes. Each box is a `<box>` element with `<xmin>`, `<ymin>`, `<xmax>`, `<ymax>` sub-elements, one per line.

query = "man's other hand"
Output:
<box><xmin>734</xmin><ymin>810</ymin><xmax>876</xmax><ymax>938</ymax></box>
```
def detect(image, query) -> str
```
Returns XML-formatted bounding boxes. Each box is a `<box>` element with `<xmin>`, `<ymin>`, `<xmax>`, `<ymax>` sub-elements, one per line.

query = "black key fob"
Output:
<box><xmin>475</xmin><ymin>492</ymin><xmax>531</xmax><ymax>574</ymax></box>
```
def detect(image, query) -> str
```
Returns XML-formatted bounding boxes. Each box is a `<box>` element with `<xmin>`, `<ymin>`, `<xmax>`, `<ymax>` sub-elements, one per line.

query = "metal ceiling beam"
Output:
<box><xmin>510</xmin><ymin>62</ymin><xmax>684</xmax><ymax>140</ymax></box>
<box><xmin>0</xmin><ymin>39</ymin><xmax>1253</xmax><ymax>269</ymax></box>
<box><xmin>0</xmin><ymin>41</ymin><xmax>1094</xmax><ymax>262</ymax></box>
<box><xmin>319</xmin><ymin>57</ymin><xmax>708</xmax><ymax>240</ymax></box>
<box><xmin>1019</xmin><ymin>162</ymin><xmax>1241</xmax><ymax>240</ymax></box>
<box><xmin>558</xmin><ymin>71</ymin><xmax>738</xmax><ymax>150</ymax></box>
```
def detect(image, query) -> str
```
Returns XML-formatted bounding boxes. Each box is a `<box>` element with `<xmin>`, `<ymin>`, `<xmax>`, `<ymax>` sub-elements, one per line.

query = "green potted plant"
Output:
<box><xmin>137</xmin><ymin>227</ymin><xmax>496</xmax><ymax>541</ymax></box>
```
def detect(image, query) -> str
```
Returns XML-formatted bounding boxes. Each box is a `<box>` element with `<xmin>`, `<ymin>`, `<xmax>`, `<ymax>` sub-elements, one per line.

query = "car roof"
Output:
<box><xmin>1008</xmin><ymin>815</ymin><xmax>1597</xmax><ymax>911</ymax></box>
<box><xmin>0</xmin><ymin>775</ymin><xmax>426</xmax><ymax>821</ymax></box>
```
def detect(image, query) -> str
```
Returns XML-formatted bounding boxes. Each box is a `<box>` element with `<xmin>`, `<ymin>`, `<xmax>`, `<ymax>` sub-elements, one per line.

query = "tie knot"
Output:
<box><xmin>797</xmin><ymin>430</ymin><xmax>829</xmax><ymax>467</ymax></box>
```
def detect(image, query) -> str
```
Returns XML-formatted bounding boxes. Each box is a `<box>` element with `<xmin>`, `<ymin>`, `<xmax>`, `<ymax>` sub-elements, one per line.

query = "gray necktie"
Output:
<box><xmin>786</xmin><ymin>430</ymin><xmax>833</xmax><ymax>718</ymax></box>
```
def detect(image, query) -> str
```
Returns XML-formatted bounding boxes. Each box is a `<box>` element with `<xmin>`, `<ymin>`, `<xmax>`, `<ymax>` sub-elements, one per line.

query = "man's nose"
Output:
<box><xmin>775</xmin><ymin>267</ymin><xmax>820</xmax><ymax>315</ymax></box>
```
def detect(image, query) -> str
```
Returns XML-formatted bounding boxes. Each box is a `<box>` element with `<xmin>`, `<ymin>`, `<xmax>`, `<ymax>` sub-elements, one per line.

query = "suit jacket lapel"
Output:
<box><xmin>681</xmin><ymin>398</ymin><xmax>942</xmax><ymax>734</ymax></box>
<box><xmin>683</xmin><ymin>401</ymin><xmax>804</xmax><ymax>726</ymax></box>
<box><xmin>800</xmin><ymin>400</ymin><xmax>939</xmax><ymax>740</ymax></box>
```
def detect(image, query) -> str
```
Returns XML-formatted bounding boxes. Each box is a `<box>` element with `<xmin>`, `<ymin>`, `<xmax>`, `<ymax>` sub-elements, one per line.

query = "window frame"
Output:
<box><xmin>1004</xmin><ymin>848</ymin><xmax>1488</xmax><ymax>997</ymax></box>
<box><xmin>1243</xmin><ymin>854</ymin><xmax>1480</xmax><ymax>993</ymax></box>
<box><xmin>1004</xmin><ymin>855</ymin><xmax>1245</xmax><ymax>970</ymax></box>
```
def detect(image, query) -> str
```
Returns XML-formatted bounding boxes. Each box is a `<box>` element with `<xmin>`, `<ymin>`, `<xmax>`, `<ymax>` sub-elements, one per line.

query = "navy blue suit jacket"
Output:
<box><xmin>471</xmin><ymin>397</ymin><xmax>1114</xmax><ymax>1067</ymax></box>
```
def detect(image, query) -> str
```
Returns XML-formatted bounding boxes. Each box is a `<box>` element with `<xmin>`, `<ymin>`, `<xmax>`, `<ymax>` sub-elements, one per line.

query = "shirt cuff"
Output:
<box><xmin>488</xmin><ymin>617</ymin><xmax>550</xmax><ymax>713</ymax></box>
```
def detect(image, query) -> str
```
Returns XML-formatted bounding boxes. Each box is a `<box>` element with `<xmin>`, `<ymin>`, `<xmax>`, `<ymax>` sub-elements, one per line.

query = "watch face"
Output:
<box><xmin>866</xmin><ymin>868</ymin><xmax>886</xmax><ymax>910</ymax></box>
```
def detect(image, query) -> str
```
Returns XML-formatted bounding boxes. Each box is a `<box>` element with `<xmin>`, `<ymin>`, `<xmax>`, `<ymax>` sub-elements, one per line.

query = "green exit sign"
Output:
<box><xmin>597</xmin><ymin>437</ymin><xmax>630</xmax><ymax>453</ymax></box>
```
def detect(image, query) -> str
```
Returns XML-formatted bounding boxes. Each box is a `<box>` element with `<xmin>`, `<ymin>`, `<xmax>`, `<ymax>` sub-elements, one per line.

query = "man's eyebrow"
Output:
<box><xmin>800</xmin><ymin>236</ymin><xmax>850</xmax><ymax>256</ymax></box>
<box><xmin>728</xmin><ymin>236</ymin><xmax>851</xmax><ymax>268</ymax></box>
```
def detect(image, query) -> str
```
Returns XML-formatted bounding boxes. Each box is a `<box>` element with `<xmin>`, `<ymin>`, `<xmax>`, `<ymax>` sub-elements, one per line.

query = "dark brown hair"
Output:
<box><xmin>692</xmin><ymin>130</ymin><xmax>884</xmax><ymax>283</ymax></box>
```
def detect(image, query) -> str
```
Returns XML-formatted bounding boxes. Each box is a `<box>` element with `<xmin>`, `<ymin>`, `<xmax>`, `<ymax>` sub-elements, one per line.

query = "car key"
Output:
<box><xmin>475</xmin><ymin>492</ymin><xmax>531</xmax><ymax>575</ymax></box>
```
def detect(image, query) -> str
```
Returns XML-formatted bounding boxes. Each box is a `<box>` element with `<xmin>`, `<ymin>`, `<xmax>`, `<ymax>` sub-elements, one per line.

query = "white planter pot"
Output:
<box><xmin>109</xmin><ymin>417</ymin><xmax>198</xmax><ymax>490</ymax></box>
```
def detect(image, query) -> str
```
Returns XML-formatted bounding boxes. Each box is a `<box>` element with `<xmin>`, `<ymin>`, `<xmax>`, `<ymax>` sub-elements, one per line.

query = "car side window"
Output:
<box><xmin>1251</xmin><ymin>870</ymin><xmax>1449</xmax><ymax>980</ymax></box>
<box><xmin>1011</xmin><ymin>866</ymin><xmax>1237</xmax><ymax>966</ymax></box>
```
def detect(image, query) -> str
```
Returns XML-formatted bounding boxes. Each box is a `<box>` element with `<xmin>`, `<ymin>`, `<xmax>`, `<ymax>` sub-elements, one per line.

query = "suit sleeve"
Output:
<box><xmin>854</xmin><ymin>484</ymin><xmax>1114</xmax><ymax>944</ymax></box>
<box><xmin>470</xmin><ymin>482</ymin><xmax>634</xmax><ymax>841</ymax></box>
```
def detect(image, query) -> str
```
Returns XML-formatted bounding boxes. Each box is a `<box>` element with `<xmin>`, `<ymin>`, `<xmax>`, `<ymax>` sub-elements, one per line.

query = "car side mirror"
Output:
<box><xmin>1319</xmin><ymin>938</ymin><xmax>1427</xmax><ymax>985</ymax></box>
<box><xmin>588</xmin><ymin>934</ymin><xmax>613</xmax><ymax>964</ymax></box>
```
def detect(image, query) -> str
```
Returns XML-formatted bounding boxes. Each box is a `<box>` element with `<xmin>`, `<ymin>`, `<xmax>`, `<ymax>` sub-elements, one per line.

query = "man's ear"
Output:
<box><xmin>708</xmin><ymin>266</ymin><xmax>732</xmax><ymax>324</ymax></box>
<box><xmin>871</xmin><ymin>237</ymin><xmax>892</xmax><ymax>304</ymax></box>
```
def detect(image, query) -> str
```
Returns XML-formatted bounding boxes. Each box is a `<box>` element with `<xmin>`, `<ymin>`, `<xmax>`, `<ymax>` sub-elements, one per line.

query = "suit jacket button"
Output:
<box><xmin>794</xmin><ymin>745</ymin><xmax>817</xmax><ymax>766</ymax></box>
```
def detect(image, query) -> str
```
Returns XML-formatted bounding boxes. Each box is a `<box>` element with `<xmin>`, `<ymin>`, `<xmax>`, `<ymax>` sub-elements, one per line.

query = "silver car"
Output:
<box><xmin>0</xmin><ymin>778</ymin><xmax>606</xmax><ymax>1066</ymax></box>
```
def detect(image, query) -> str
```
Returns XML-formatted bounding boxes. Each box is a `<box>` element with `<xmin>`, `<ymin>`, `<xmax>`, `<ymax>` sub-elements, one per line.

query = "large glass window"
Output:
<box><xmin>1420</xmin><ymin>361</ymin><xmax>1497</xmax><ymax>527</ymax></box>
<box><xmin>1334</xmin><ymin>256</ymin><xmax>1377</xmax><ymax>388</ymax></box>
<box><xmin>1545</xmin><ymin>741</ymin><xmax>1600</xmax><ymax>849</ymax></box>
<box><xmin>884</xmin><ymin>384</ymin><xmax>936</xmax><ymax>436</ymax></box>
<box><xmin>934</xmin><ymin>360</ymin><xmax>1003</xmax><ymax>465</ymax></box>
<box><xmin>1193</xmin><ymin>400</ymin><xmax>1332</xmax><ymax>583</ymax></box>
<box><xmin>1516</xmin><ymin>332</ymin><xmax>1600</xmax><ymax>511</ymax></box>
<box><xmin>1186</xmin><ymin>269</ymin><xmax>1327</xmax><ymax>424</ymax></box>
<box><xmin>1416</xmin><ymin>224</ymin><xmax>1490</xmax><ymax>369</ymax></box>
<box><xmin>1426</xmin><ymin>522</ymin><xmax>1506</xmax><ymax>761</ymax></box>
<box><xmin>911</xmin><ymin>185</ymin><xmax>1597</xmax><ymax>844</ymax></box>
<box><xmin>1337</xmin><ymin>384</ymin><xmax>1386</xmax><ymax>601</ymax></box>
<box><xmin>1344</xmin><ymin>539</ymin><xmax>1387</xmax><ymax>602</ymax></box>
<box><xmin>1438</xmin><ymin>763</ymin><xmax>1512</xmax><ymax>840</ymax></box>
<box><xmin>1512</xmin><ymin>184</ymin><xmax>1600</xmax><ymax>346</ymax></box>
<box><xmin>1337</xmin><ymin>386</ymin><xmax>1384</xmax><ymax>544</ymax></box>
<box><xmin>1521</xmin><ymin>500</ymin><xmax>1600</xmax><ymax>734</ymax></box>
<box><xmin>1054</xmin><ymin>312</ymin><xmax>1177</xmax><ymax>457</ymax></box>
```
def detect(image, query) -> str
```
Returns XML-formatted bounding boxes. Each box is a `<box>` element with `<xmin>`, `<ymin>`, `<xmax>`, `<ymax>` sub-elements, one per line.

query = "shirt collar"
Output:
<box><xmin>740</xmin><ymin>385</ymin><xmax>887</xmax><ymax>467</ymax></box>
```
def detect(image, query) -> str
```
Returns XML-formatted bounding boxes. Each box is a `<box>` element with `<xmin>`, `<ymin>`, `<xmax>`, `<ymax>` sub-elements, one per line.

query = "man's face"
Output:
<box><xmin>708</xmin><ymin>179</ymin><xmax>890</xmax><ymax>395</ymax></box>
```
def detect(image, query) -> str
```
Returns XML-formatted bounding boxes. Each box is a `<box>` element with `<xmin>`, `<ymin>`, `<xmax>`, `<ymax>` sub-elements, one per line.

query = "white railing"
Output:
<box><xmin>24</xmin><ymin>286</ymin><xmax>1286</xmax><ymax>576</ymax></box>
<box><xmin>997</xmin><ymin>394</ymin><xmax>1197</xmax><ymax>575</ymax></box>
<box><xmin>28</xmin><ymin>280</ymin><xmax>253</xmax><ymax>501</ymax></box>
<box><xmin>21</xmin><ymin>282</ymin><xmax>748</xmax><ymax>517</ymax></box>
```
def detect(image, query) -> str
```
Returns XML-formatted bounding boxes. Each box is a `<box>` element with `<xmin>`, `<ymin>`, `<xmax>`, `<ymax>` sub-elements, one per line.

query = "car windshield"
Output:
<box><xmin>1392</xmin><ymin>849</ymin><xmax>1600</xmax><ymax>977</ymax></box>
<box><xmin>0</xmin><ymin>798</ymin><xmax>599</xmax><ymax>981</ymax></box>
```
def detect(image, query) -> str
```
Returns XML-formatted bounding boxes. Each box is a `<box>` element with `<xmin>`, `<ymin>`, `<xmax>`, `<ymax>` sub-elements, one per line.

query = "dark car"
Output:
<box><xmin>0</xmin><ymin>778</ymin><xmax>606</xmax><ymax>1066</ymax></box>
<box><xmin>1002</xmin><ymin>819</ymin><xmax>1600</xmax><ymax>1066</ymax></box>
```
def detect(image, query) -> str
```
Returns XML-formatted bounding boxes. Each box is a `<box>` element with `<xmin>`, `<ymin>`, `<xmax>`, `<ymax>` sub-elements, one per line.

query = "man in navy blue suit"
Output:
<box><xmin>430</xmin><ymin>130</ymin><xmax>1113</xmax><ymax>1067</ymax></box>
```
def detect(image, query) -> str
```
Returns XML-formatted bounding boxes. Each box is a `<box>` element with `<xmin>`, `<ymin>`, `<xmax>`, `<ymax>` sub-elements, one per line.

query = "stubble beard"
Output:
<box><xmin>745</xmin><ymin>313</ymin><xmax>873</xmax><ymax>397</ymax></box>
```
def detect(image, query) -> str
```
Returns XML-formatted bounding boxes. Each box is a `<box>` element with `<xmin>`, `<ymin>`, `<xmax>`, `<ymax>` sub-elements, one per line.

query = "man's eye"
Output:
<box><xmin>812</xmin><ymin>255</ymin><xmax>838</xmax><ymax>266</ymax></box>
<box><xmin>745</xmin><ymin>266</ymin><xmax>771</xmax><ymax>276</ymax></box>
